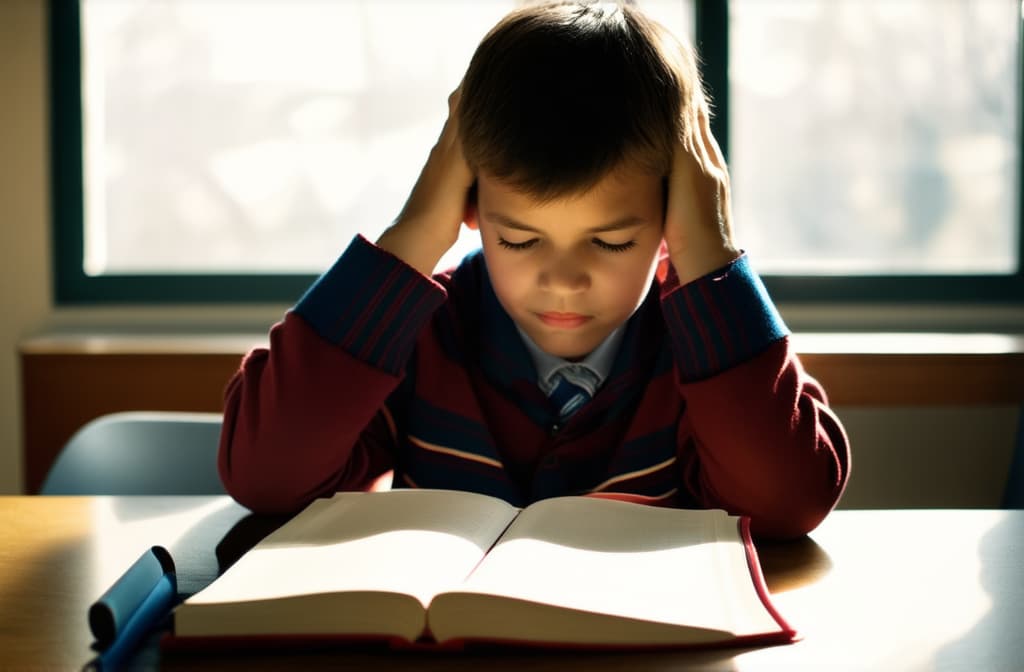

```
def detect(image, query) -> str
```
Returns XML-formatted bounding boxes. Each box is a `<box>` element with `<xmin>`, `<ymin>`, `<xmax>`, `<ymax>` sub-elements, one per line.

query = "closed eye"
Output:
<box><xmin>497</xmin><ymin>237</ymin><xmax>538</xmax><ymax>251</ymax></box>
<box><xmin>593</xmin><ymin>239</ymin><xmax>636</xmax><ymax>253</ymax></box>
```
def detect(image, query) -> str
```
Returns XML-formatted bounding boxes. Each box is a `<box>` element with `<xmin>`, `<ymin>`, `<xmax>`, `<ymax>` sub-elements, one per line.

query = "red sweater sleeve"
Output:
<box><xmin>218</xmin><ymin>236</ymin><xmax>447</xmax><ymax>513</ymax></box>
<box><xmin>662</xmin><ymin>255</ymin><xmax>851</xmax><ymax>539</ymax></box>
<box><xmin>678</xmin><ymin>339</ymin><xmax>849</xmax><ymax>539</ymax></box>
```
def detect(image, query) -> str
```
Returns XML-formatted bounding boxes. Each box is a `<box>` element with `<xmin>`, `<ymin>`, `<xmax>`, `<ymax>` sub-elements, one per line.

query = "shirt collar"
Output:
<box><xmin>516</xmin><ymin>324</ymin><xmax>625</xmax><ymax>394</ymax></box>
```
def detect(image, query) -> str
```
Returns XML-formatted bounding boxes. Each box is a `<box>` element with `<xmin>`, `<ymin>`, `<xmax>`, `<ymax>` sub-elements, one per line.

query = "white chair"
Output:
<box><xmin>40</xmin><ymin>411</ymin><xmax>226</xmax><ymax>495</ymax></box>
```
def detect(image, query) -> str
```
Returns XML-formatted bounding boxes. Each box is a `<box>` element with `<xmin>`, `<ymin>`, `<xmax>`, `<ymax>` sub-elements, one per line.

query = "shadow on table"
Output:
<box><xmin>212</xmin><ymin>511</ymin><xmax>295</xmax><ymax>572</ymax></box>
<box><xmin>88</xmin><ymin>501</ymin><xmax>286</xmax><ymax>671</ymax></box>
<box><xmin>931</xmin><ymin>513</ymin><xmax>1024</xmax><ymax>671</ymax></box>
<box><xmin>756</xmin><ymin>535</ymin><xmax>833</xmax><ymax>594</ymax></box>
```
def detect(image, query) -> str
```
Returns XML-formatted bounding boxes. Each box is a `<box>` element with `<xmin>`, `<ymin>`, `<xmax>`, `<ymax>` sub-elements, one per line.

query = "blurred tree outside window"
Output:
<box><xmin>731</xmin><ymin>0</ymin><xmax>1017</xmax><ymax>275</ymax></box>
<box><xmin>79</xmin><ymin>0</ymin><xmax>693</xmax><ymax>277</ymax></box>
<box><xmin>62</xmin><ymin>0</ymin><xmax>1021</xmax><ymax>303</ymax></box>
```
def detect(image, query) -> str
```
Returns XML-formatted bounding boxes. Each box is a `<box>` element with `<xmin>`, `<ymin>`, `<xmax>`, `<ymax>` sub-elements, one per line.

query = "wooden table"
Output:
<box><xmin>0</xmin><ymin>498</ymin><xmax>1021</xmax><ymax>671</ymax></box>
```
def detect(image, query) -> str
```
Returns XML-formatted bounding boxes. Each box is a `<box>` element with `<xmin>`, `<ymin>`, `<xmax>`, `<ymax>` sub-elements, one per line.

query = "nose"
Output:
<box><xmin>538</xmin><ymin>251</ymin><xmax>591</xmax><ymax>294</ymax></box>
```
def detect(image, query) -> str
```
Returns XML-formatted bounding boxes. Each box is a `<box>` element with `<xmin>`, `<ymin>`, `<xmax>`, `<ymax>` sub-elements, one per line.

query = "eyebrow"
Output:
<box><xmin>483</xmin><ymin>212</ymin><xmax>649</xmax><ymax>234</ymax></box>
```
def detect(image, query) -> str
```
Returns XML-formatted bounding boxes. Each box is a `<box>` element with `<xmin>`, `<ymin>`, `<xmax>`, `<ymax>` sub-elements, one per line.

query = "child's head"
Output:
<box><xmin>459</xmin><ymin>0</ymin><xmax>701</xmax><ymax>199</ymax></box>
<box><xmin>459</xmin><ymin>1</ymin><xmax>703</xmax><ymax>360</ymax></box>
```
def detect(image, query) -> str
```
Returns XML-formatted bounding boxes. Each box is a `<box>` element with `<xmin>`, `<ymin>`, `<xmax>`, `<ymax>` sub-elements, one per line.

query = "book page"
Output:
<box><xmin>176</xmin><ymin>489</ymin><xmax>519</xmax><ymax>639</ymax></box>
<box><xmin>429</xmin><ymin>497</ymin><xmax>781</xmax><ymax>645</ymax></box>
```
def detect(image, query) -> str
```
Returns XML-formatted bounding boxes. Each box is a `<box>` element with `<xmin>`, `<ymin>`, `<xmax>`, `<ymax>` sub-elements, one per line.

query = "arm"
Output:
<box><xmin>218</xmin><ymin>238</ymin><xmax>447</xmax><ymax>513</ymax></box>
<box><xmin>662</xmin><ymin>93</ymin><xmax>849</xmax><ymax>539</ymax></box>
<box><xmin>376</xmin><ymin>86</ymin><xmax>477</xmax><ymax>276</ymax></box>
<box><xmin>661</xmin><ymin>260</ymin><xmax>850</xmax><ymax>540</ymax></box>
<box><xmin>220</xmin><ymin>86</ymin><xmax>475</xmax><ymax>513</ymax></box>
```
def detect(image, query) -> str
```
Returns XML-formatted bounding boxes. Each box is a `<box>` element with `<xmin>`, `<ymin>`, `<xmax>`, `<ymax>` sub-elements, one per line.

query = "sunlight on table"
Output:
<box><xmin>0</xmin><ymin>497</ymin><xmax>90</xmax><ymax>599</ymax></box>
<box><xmin>87</xmin><ymin>496</ymin><xmax>238</xmax><ymax>596</ymax></box>
<box><xmin>736</xmin><ymin>510</ymin><xmax>1006</xmax><ymax>671</ymax></box>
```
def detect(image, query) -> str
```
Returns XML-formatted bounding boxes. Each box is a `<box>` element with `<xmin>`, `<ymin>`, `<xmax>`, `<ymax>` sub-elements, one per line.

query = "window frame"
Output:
<box><xmin>50</xmin><ymin>0</ymin><xmax>1024</xmax><ymax>305</ymax></box>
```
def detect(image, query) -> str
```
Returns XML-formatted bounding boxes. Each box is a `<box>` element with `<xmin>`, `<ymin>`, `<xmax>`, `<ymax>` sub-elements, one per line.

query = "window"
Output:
<box><xmin>51</xmin><ymin>0</ymin><xmax>1023</xmax><ymax>304</ymax></box>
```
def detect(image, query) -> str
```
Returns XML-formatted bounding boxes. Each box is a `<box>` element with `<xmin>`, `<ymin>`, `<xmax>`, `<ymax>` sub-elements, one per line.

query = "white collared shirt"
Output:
<box><xmin>516</xmin><ymin>325</ymin><xmax>625</xmax><ymax>397</ymax></box>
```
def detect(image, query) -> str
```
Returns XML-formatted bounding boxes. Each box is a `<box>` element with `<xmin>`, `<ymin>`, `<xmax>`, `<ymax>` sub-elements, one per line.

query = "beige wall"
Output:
<box><xmin>1</xmin><ymin>1</ymin><xmax>51</xmax><ymax>495</ymax></box>
<box><xmin>836</xmin><ymin>406</ymin><xmax>1019</xmax><ymax>509</ymax></box>
<box><xmin>0</xmin><ymin>1</ymin><xmax>1020</xmax><ymax>503</ymax></box>
<box><xmin>0</xmin><ymin>2</ymin><xmax>285</xmax><ymax>495</ymax></box>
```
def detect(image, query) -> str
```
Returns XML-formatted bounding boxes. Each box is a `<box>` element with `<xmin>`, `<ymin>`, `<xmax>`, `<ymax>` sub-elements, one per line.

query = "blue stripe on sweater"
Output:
<box><xmin>616</xmin><ymin>426</ymin><xmax>677</xmax><ymax>466</ymax></box>
<box><xmin>294</xmin><ymin>235</ymin><xmax>446</xmax><ymax>376</ymax></box>
<box><xmin>663</xmin><ymin>254</ymin><xmax>788</xmax><ymax>381</ymax></box>
<box><xmin>405</xmin><ymin>398</ymin><xmax>502</xmax><ymax>463</ymax></box>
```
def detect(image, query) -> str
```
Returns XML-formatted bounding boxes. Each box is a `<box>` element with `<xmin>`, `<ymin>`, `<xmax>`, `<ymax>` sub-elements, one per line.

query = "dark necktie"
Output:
<box><xmin>548</xmin><ymin>366</ymin><xmax>599</xmax><ymax>420</ymax></box>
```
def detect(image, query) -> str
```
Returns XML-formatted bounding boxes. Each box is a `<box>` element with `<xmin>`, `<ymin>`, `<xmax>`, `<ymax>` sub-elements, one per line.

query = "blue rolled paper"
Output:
<box><xmin>89</xmin><ymin>573</ymin><xmax>177</xmax><ymax>671</ymax></box>
<box><xmin>88</xmin><ymin>546</ymin><xmax>177</xmax><ymax>649</ymax></box>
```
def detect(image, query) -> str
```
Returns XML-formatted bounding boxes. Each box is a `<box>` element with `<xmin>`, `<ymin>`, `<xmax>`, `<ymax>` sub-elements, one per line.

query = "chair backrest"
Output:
<box><xmin>40</xmin><ymin>411</ymin><xmax>226</xmax><ymax>495</ymax></box>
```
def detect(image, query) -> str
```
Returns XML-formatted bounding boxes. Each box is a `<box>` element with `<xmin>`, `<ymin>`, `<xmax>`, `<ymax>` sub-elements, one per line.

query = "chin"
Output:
<box><xmin>545</xmin><ymin>347</ymin><xmax>589</xmax><ymax>361</ymax></box>
<box><xmin>532</xmin><ymin>333</ymin><xmax>602</xmax><ymax>361</ymax></box>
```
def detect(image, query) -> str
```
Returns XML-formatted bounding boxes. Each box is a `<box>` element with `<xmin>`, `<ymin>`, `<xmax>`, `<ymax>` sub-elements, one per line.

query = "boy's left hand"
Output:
<box><xmin>663</xmin><ymin>98</ymin><xmax>740</xmax><ymax>285</ymax></box>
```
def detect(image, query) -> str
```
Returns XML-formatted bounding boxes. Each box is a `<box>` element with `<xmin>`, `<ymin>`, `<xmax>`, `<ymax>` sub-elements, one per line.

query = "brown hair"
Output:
<box><xmin>458</xmin><ymin>1</ymin><xmax>704</xmax><ymax>201</ymax></box>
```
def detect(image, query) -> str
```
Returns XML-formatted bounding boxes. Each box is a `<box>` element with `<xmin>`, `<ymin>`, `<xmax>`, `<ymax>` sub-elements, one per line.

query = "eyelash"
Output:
<box><xmin>497</xmin><ymin>238</ymin><xmax>538</xmax><ymax>251</ymax></box>
<box><xmin>497</xmin><ymin>238</ymin><xmax>636</xmax><ymax>253</ymax></box>
<box><xmin>593</xmin><ymin>239</ymin><xmax>636</xmax><ymax>253</ymax></box>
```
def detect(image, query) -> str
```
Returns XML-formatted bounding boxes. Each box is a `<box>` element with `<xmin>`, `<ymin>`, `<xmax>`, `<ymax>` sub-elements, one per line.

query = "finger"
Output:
<box><xmin>699</xmin><ymin>102</ymin><xmax>727</xmax><ymax>172</ymax></box>
<box><xmin>439</xmin><ymin>85</ymin><xmax>465</xmax><ymax>147</ymax></box>
<box><xmin>691</xmin><ymin>104</ymin><xmax>714</xmax><ymax>173</ymax></box>
<box><xmin>675</xmin><ymin>112</ymin><xmax>703</xmax><ymax>172</ymax></box>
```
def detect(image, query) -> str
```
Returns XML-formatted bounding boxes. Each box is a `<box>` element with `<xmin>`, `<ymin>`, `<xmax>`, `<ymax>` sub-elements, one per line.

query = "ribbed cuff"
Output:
<box><xmin>294</xmin><ymin>235</ymin><xmax>447</xmax><ymax>375</ymax></box>
<box><xmin>661</xmin><ymin>254</ymin><xmax>788</xmax><ymax>381</ymax></box>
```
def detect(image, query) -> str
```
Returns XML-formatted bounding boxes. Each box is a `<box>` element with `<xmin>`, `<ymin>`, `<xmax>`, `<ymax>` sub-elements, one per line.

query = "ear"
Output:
<box><xmin>463</xmin><ymin>180</ymin><xmax>479</xmax><ymax>230</ymax></box>
<box><xmin>463</xmin><ymin>203</ymin><xmax>478</xmax><ymax>231</ymax></box>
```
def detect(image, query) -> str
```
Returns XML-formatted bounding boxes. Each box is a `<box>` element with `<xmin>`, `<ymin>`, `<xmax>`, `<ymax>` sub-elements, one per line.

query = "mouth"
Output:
<box><xmin>536</xmin><ymin>312</ymin><xmax>593</xmax><ymax>329</ymax></box>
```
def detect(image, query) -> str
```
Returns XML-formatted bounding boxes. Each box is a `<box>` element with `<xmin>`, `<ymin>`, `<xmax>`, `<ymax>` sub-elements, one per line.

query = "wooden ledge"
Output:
<box><xmin>20</xmin><ymin>331</ymin><xmax>1024</xmax><ymax>406</ymax></box>
<box><xmin>19</xmin><ymin>331</ymin><xmax>1024</xmax><ymax>406</ymax></box>
<box><xmin>18</xmin><ymin>331</ymin><xmax>1024</xmax><ymax>493</ymax></box>
<box><xmin>790</xmin><ymin>333</ymin><xmax>1024</xmax><ymax>406</ymax></box>
<box><xmin>20</xmin><ymin>331</ymin><xmax>1024</xmax><ymax>356</ymax></box>
<box><xmin>19</xmin><ymin>332</ymin><xmax>268</xmax><ymax>355</ymax></box>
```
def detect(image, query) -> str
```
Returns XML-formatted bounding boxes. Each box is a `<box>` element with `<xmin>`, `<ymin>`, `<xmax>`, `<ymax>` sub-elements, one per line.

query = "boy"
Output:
<box><xmin>218</xmin><ymin>2</ymin><xmax>850</xmax><ymax>539</ymax></box>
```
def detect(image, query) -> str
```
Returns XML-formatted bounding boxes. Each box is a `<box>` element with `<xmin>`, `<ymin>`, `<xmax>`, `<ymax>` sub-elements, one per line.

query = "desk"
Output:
<box><xmin>0</xmin><ymin>498</ymin><xmax>1021</xmax><ymax>671</ymax></box>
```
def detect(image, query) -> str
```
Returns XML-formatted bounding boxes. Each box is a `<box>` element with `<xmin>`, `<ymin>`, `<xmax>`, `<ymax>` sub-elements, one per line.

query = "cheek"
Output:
<box><xmin>482</xmin><ymin>247</ymin><xmax>531</xmax><ymax>306</ymax></box>
<box><xmin>600</xmin><ymin>249</ymin><xmax>660</xmax><ymax>309</ymax></box>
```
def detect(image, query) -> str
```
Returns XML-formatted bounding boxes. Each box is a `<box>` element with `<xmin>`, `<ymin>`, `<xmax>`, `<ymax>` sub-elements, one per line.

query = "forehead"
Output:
<box><xmin>477</xmin><ymin>169</ymin><xmax>663</xmax><ymax>222</ymax></box>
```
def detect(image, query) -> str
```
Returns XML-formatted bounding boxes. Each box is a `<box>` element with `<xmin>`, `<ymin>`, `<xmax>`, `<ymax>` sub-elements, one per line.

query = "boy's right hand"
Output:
<box><xmin>376</xmin><ymin>86</ymin><xmax>476</xmax><ymax>276</ymax></box>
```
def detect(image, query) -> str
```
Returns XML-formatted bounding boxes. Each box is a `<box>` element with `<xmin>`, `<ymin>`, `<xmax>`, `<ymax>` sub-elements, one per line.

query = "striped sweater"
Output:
<box><xmin>219</xmin><ymin>235</ymin><xmax>850</xmax><ymax>539</ymax></box>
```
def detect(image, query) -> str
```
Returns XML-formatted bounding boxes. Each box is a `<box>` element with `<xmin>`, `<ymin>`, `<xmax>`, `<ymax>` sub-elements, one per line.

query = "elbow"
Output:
<box><xmin>731</xmin><ymin>432</ymin><xmax>851</xmax><ymax>541</ymax></box>
<box><xmin>219</xmin><ymin>456</ymin><xmax>301</xmax><ymax>516</ymax></box>
<box><xmin>219</xmin><ymin>462</ymin><xmax>308</xmax><ymax>515</ymax></box>
<box><xmin>751</xmin><ymin>438</ymin><xmax>851</xmax><ymax>540</ymax></box>
<box><xmin>220</xmin><ymin>460</ymin><xmax>323</xmax><ymax>515</ymax></box>
<box><xmin>748</xmin><ymin>492</ymin><xmax>837</xmax><ymax>540</ymax></box>
<box><xmin>225</xmin><ymin>486</ymin><xmax>313</xmax><ymax>517</ymax></box>
<box><xmin>217</xmin><ymin>417</ymin><xmax>319</xmax><ymax>515</ymax></box>
<box><xmin>705</xmin><ymin>473</ymin><xmax>844</xmax><ymax>540</ymax></box>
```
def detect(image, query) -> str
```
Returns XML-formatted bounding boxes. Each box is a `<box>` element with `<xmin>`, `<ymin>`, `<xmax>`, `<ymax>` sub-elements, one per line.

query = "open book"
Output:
<box><xmin>171</xmin><ymin>489</ymin><xmax>795</xmax><ymax>650</ymax></box>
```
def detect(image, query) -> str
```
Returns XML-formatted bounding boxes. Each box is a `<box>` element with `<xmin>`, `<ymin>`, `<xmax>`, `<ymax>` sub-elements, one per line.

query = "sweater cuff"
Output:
<box><xmin>294</xmin><ymin>234</ymin><xmax>447</xmax><ymax>375</ymax></box>
<box><xmin>661</xmin><ymin>253</ymin><xmax>788</xmax><ymax>381</ymax></box>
